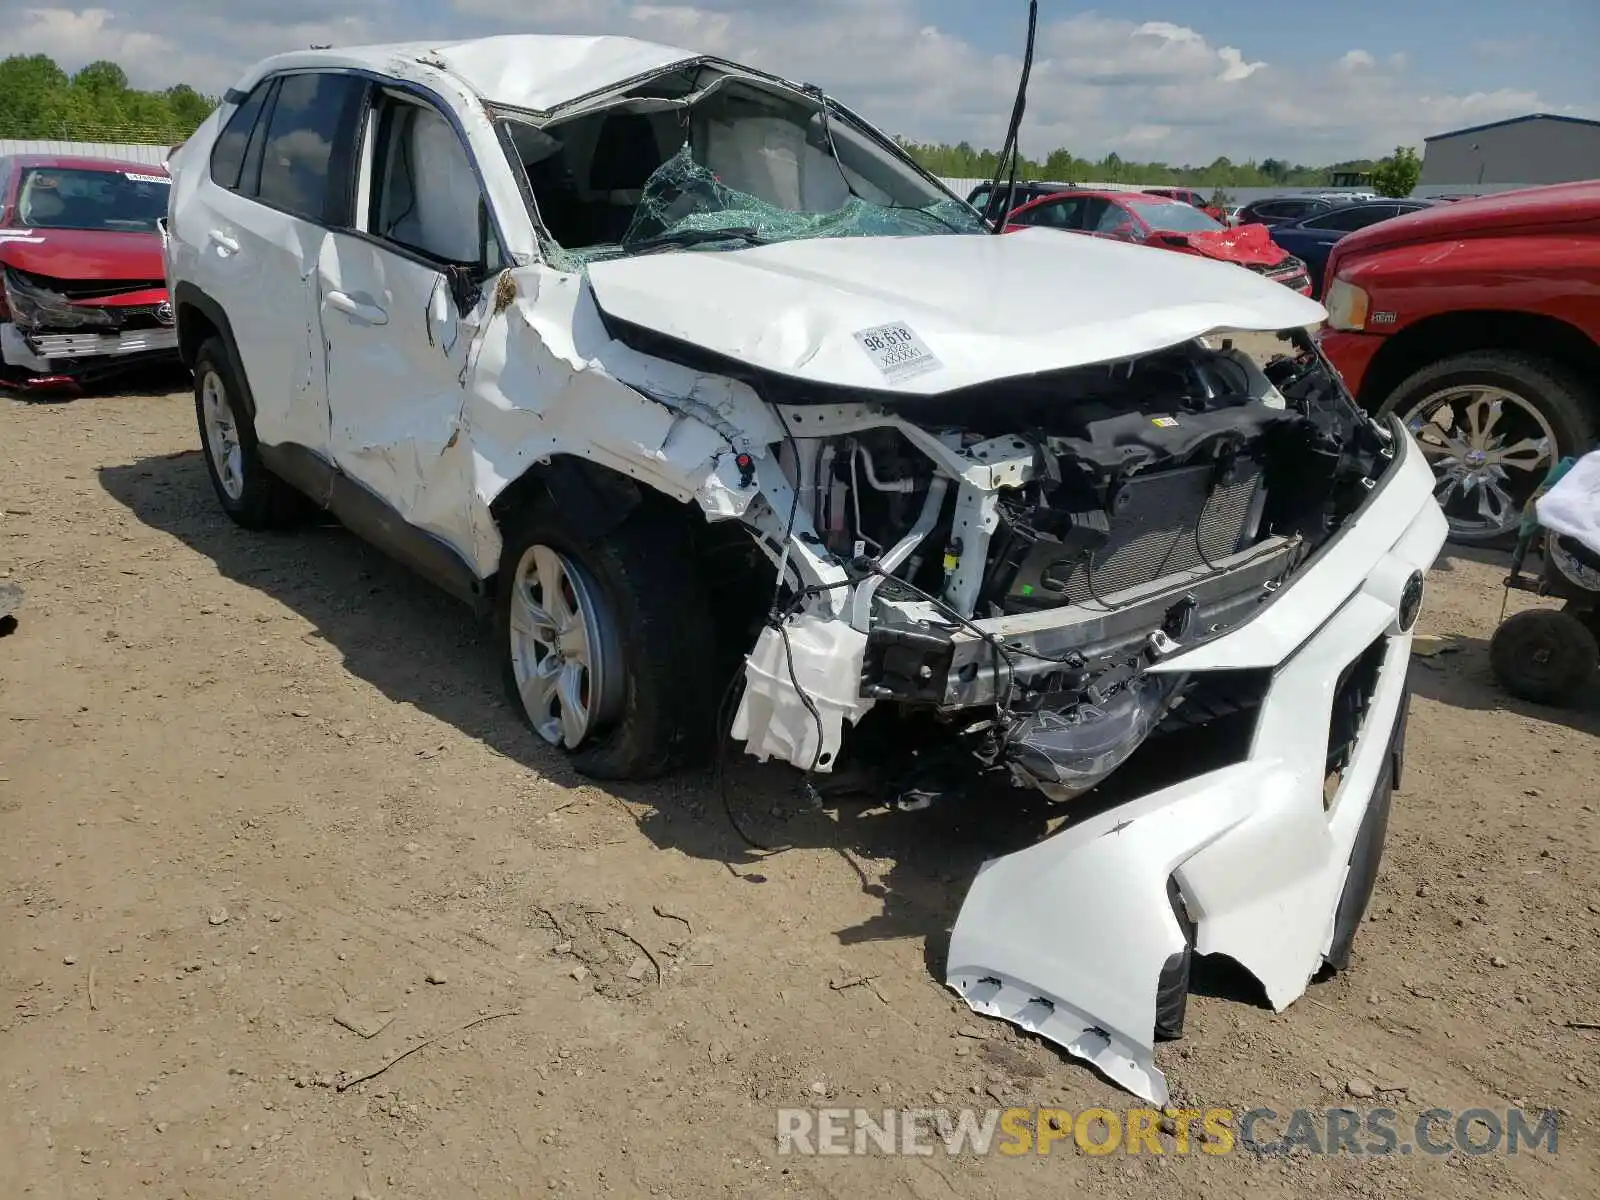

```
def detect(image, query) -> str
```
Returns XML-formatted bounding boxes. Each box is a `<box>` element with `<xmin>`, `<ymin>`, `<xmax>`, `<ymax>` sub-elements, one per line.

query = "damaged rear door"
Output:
<box><xmin>197</xmin><ymin>70</ymin><xmax>365</xmax><ymax>455</ymax></box>
<box><xmin>316</xmin><ymin>86</ymin><xmax>504</xmax><ymax>558</ymax></box>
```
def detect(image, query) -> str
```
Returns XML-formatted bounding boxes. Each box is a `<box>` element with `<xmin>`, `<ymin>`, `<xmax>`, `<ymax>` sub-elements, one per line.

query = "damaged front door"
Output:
<box><xmin>317</xmin><ymin>87</ymin><xmax>504</xmax><ymax>555</ymax></box>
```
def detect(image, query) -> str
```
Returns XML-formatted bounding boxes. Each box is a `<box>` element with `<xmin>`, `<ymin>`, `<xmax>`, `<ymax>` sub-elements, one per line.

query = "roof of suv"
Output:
<box><xmin>234</xmin><ymin>34</ymin><xmax>702</xmax><ymax>113</ymax></box>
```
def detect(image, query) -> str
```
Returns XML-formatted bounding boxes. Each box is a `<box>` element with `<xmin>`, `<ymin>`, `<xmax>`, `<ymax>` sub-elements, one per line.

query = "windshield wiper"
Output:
<box><xmin>624</xmin><ymin>226</ymin><xmax>765</xmax><ymax>253</ymax></box>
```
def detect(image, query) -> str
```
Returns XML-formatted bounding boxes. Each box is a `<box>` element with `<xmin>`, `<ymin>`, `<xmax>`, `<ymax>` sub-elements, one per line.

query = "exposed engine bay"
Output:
<box><xmin>717</xmin><ymin>328</ymin><xmax>1394</xmax><ymax>806</ymax></box>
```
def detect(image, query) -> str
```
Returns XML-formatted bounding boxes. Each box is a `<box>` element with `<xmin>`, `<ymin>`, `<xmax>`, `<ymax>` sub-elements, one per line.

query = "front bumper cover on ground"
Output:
<box><xmin>945</xmin><ymin>421</ymin><xmax>1447</xmax><ymax>1103</ymax></box>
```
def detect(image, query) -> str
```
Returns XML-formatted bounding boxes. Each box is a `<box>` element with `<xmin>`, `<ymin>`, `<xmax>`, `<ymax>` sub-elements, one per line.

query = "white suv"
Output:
<box><xmin>165</xmin><ymin>34</ymin><xmax>1447</xmax><ymax>1102</ymax></box>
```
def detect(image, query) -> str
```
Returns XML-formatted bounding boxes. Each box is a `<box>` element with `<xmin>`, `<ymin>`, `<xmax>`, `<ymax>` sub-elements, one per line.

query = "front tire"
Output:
<box><xmin>1379</xmin><ymin>351</ymin><xmax>1596</xmax><ymax>547</ymax></box>
<box><xmin>496</xmin><ymin>497</ymin><xmax>720</xmax><ymax>781</ymax></box>
<box><xmin>193</xmin><ymin>337</ymin><xmax>312</xmax><ymax>529</ymax></box>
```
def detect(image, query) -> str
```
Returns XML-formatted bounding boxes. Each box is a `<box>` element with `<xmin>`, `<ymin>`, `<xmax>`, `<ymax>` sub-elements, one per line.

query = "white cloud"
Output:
<box><xmin>1217</xmin><ymin>46</ymin><xmax>1264</xmax><ymax>83</ymax></box>
<box><xmin>4</xmin><ymin>1</ymin><xmax>1592</xmax><ymax>164</ymax></box>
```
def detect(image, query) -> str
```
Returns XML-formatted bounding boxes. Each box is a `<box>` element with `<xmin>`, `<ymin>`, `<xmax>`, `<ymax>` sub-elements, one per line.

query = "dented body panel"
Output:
<box><xmin>584</xmin><ymin>232</ymin><xmax>1325</xmax><ymax>394</ymax></box>
<box><xmin>948</xmin><ymin>432</ymin><xmax>1445</xmax><ymax>1103</ymax></box>
<box><xmin>1</xmin><ymin>155</ymin><xmax>176</xmax><ymax>386</ymax></box>
<box><xmin>165</xmin><ymin>34</ymin><xmax>1451</xmax><ymax>1102</ymax></box>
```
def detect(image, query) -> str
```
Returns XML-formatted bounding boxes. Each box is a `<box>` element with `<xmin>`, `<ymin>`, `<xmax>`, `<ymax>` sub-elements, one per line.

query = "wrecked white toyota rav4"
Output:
<box><xmin>165</xmin><ymin>35</ymin><xmax>1447</xmax><ymax>1102</ymax></box>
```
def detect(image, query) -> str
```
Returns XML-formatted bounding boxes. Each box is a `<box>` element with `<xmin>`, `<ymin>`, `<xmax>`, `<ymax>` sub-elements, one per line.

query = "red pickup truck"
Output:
<box><xmin>1318</xmin><ymin>181</ymin><xmax>1600</xmax><ymax>545</ymax></box>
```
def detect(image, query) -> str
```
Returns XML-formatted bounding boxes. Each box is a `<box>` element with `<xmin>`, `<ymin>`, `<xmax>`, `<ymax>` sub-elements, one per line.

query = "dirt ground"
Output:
<box><xmin>2</xmin><ymin>363</ymin><xmax>1598</xmax><ymax>1200</ymax></box>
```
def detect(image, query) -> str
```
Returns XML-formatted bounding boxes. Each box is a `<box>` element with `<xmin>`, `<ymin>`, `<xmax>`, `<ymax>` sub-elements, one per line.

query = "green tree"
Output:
<box><xmin>1042</xmin><ymin>148</ymin><xmax>1076</xmax><ymax>181</ymax></box>
<box><xmin>1371</xmin><ymin>146</ymin><xmax>1422</xmax><ymax>197</ymax></box>
<box><xmin>166</xmin><ymin>84</ymin><xmax>213</xmax><ymax>128</ymax></box>
<box><xmin>0</xmin><ymin>54</ymin><xmax>71</xmax><ymax>136</ymax></box>
<box><xmin>0</xmin><ymin>52</ymin><xmax>215</xmax><ymax>140</ymax></box>
<box><xmin>72</xmin><ymin>60</ymin><xmax>129</xmax><ymax>97</ymax></box>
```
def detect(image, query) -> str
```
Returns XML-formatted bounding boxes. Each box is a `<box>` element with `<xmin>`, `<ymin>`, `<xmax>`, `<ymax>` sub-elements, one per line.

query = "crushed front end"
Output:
<box><xmin>1</xmin><ymin>266</ymin><xmax>178</xmax><ymax>389</ymax></box>
<box><xmin>717</xmin><ymin>330</ymin><xmax>1445</xmax><ymax>1100</ymax></box>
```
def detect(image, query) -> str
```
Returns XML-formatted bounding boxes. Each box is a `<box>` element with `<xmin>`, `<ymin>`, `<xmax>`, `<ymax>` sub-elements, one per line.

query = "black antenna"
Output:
<box><xmin>982</xmin><ymin>0</ymin><xmax>1039</xmax><ymax>233</ymax></box>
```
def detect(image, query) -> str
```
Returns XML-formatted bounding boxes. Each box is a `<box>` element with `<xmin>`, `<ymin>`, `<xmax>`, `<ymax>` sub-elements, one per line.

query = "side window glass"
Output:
<box><xmin>1304</xmin><ymin>208</ymin><xmax>1358</xmax><ymax>231</ymax></box>
<box><xmin>1095</xmin><ymin>202</ymin><xmax>1133</xmax><ymax>234</ymax></box>
<box><xmin>1027</xmin><ymin>199</ymin><xmax>1080</xmax><ymax>228</ymax></box>
<box><xmin>209</xmin><ymin>82</ymin><xmax>272</xmax><ymax>190</ymax></box>
<box><xmin>257</xmin><ymin>73</ymin><xmax>366</xmax><ymax>223</ymax></box>
<box><xmin>1077</xmin><ymin>198</ymin><xmax>1112</xmax><ymax>230</ymax></box>
<box><xmin>370</xmin><ymin>97</ymin><xmax>492</xmax><ymax>265</ymax></box>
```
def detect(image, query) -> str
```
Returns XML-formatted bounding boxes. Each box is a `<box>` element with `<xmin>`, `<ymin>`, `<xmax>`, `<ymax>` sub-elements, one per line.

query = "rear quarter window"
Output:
<box><xmin>210</xmin><ymin>82</ymin><xmax>273</xmax><ymax>191</ymax></box>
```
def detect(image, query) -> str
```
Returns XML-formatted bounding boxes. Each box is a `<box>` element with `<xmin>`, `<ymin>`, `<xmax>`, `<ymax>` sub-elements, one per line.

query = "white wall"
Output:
<box><xmin>0</xmin><ymin>139</ymin><xmax>169</xmax><ymax>166</ymax></box>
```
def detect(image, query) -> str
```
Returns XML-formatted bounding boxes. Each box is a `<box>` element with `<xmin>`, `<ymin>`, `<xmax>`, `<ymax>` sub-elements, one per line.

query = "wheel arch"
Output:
<box><xmin>1357</xmin><ymin>309</ymin><xmax>1600</xmax><ymax>414</ymax></box>
<box><xmin>489</xmin><ymin>455</ymin><xmax>647</xmax><ymax>547</ymax></box>
<box><xmin>173</xmin><ymin>281</ymin><xmax>258</xmax><ymax>421</ymax></box>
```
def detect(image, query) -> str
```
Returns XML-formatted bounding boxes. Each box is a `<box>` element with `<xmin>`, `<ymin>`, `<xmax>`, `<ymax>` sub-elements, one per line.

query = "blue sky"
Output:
<box><xmin>6</xmin><ymin>1</ymin><xmax>1597</xmax><ymax>163</ymax></box>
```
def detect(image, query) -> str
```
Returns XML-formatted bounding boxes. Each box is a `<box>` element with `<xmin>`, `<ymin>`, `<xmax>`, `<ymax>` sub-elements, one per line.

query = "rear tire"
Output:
<box><xmin>1379</xmin><ymin>351</ymin><xmax>1596</xmax><ymax>547</ymax></box>
<box><xmin>496</xmin><ymin>497</ymin><xmax>720</xmax><ymax>781</ymax></box>
<box><xmin>1489</xmin><ymin>608</ymin><xmax>1598</xmax><ymax>706</ymax></box>
<box><xmin>193</xmin><ymin>337</ymin><xmax>313</xmax><ymax>529</ymax></box>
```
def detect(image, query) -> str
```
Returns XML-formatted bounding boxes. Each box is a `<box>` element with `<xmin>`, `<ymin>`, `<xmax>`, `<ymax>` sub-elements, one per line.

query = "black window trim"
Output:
<box><xmin>208</xmin><ymin>78</ymin><xmax>273</xmax><ymax>192</ymax></box>
<box><xmin>204</xmin><ymin>67</ymin><xmax>517</xmax><ymax>277</ymax></box>
<box><xmin>239</xmin><ymin>79</ymin><xmax>280</xmax><ymax>199</ymax></box>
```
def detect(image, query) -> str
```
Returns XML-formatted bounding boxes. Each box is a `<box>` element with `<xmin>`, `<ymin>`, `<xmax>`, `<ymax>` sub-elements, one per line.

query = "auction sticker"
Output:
<box><xmin>853</xmin><ymin>322</ymin><xmax>941</xmax><ymax>383</ymax></box>
<box><xmin>123</xmin><ymin>172</ymin><xmax>170</xmax><ymax>184</ymax></box>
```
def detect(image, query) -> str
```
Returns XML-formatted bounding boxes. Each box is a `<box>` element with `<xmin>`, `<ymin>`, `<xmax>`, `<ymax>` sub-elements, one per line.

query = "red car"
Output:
<box><xmin>1138</xmin><ymin>186</ymin><xmax>1225</xmax><ymax>223</ymax></box>
<box><xmin>0</xmin><ymin>154</ymin><xmax>176</xmax><ymax>390</ymax></box>
<box><xmin>1319</xmin><ymin>180</ymin><xmax>1600</xmax><ymax>545</ymax></box>
<box><xmin>1004</xmin><ymin>189</ymin><xmax>1312</xmax><ymax>295</ymax></box>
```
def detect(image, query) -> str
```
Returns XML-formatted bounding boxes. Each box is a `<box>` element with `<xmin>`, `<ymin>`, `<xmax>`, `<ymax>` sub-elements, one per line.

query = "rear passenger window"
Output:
<box><xmin>256</xmin><ymin>73</ymin><xmax>367</xmax><ymax>224</ymax></box>
<box><xmin>210</xmin><ymin>82</ymin><xmax>272</xmax><ymax>190</ymax></box>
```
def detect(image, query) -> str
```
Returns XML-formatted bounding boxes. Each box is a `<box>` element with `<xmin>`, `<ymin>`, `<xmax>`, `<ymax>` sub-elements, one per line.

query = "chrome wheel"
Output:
<box><xmin>508</xmin><ymin>544</ymin><xmax>624</xmax><ymax>749</ymax></box>
<box><xmin>1403</xmin><ymin>385</ymin><xmax>1556</xmax><ymax>541</ymax></box>
<box><xmin>200</xmin><ymin>368</ymin><xmax>244</xmax><ymax>501</ymax></box>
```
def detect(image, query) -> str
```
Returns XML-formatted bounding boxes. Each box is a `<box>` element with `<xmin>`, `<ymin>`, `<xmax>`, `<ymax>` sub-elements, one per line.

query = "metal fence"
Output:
<box><xmin>0</xmin><ymin>139</ymin><xmax>171</xmax><ymax>165</ymax></box>
<box><xmin>0</xmin><ymin>141</ymin><xmax>1547</xmax><ymax>198</ymax></box>
<box><xmin>936</xmin><ymin>176</ymin><xmax>1541</xmax><ymax>204</ymax></box>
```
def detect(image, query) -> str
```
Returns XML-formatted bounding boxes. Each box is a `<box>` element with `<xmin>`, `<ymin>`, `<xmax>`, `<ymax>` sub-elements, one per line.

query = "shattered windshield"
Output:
<box><xmin>555</xmin><ymin>146</ymin><xmax>983</xmax><ymax>269</ymax></box>
<box><xmin>16</xmin><ymin>167</ymin><xmax>169</xmax><ymax>233</ymax></box>
<box><xmin>501</xmin><ymin>73</ymin><xmax>984</xmax><ymax>271</ymax></box>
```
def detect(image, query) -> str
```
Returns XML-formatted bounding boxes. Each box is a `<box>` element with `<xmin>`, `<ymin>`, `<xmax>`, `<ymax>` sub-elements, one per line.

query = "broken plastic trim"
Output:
<box><xmin>2</xmin><ymin>268</ymin><xmax>118</xmax><ymax>331</ymax></box>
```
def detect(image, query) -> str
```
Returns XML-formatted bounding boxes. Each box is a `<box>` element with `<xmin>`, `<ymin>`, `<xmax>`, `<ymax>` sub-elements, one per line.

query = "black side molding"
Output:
<box><xmin>258</xmin><ymin>442</ymin><xmax>490</xmax><ymax>615</ymax></box>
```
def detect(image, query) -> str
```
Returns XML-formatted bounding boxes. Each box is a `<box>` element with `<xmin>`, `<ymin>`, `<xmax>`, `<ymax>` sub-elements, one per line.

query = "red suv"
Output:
<box><xmin>1318</xmin><ymin>181</ymin><xmax>1600</xmax><ymax>545</ymax></box>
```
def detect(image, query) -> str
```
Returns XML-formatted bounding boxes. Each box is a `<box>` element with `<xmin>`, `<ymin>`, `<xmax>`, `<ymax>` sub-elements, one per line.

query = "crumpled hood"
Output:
<box><xmin>585</xmin><ymin>228</ymin><xmax>1324</xmax><ymax>395</ymax></box>
<box><xmin>0</xmin><ymin>228</ymin><xmax>166</xmax><ymax>283</ymax></box>
<box><xmin>1170</xmin><ymin>222</ymin><xmax>1288</xmax><ymax>268</ymax></box>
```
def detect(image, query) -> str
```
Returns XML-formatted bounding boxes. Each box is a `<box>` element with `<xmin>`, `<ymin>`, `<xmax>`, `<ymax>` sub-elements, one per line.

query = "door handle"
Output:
<box><xmin>326</xmin><ymin>290</ymin><xmax>389</xmax><ymax>326</ymax></box>
<box><xmin>207</xmin><ymin>229</ymin><xmax>240</xmax><ymax>255</ymax></box>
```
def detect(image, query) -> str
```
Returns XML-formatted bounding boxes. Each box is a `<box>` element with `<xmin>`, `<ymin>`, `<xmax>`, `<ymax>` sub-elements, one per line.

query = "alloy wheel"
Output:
<box><xmin>200</xmin><ymin>369</ymin><xmax>245</xmax><ymax>501</ymax></box>
<box><xmin>508</xmin><ymin>544</ymin><xmax>625</xmax><ymax>749</ymax></box>
<box><xmin>1402</xmin><ymin>385</ymin><xmax>1555</xmax><ymax>541</ymax></box>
